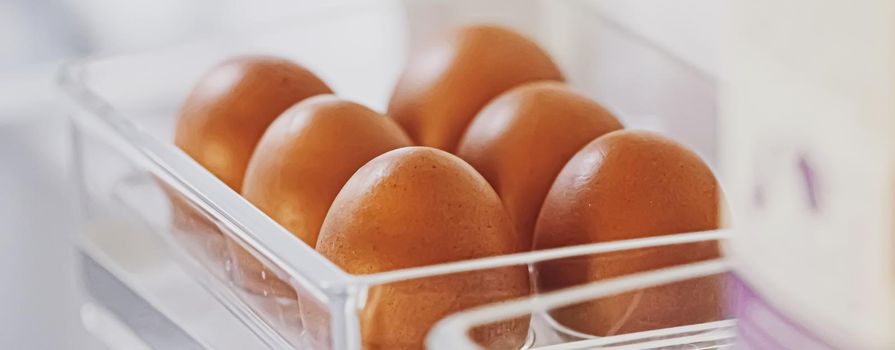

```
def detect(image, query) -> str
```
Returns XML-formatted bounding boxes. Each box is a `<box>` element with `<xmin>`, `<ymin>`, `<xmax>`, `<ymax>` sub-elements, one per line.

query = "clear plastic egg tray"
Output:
<box><xmin>61</xmin><ymin>0</ymin><xmax>729</xmax><ymax>348</ymax></box>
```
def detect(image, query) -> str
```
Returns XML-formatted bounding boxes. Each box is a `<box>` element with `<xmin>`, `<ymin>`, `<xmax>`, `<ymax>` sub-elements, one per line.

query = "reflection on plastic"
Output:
<box><xmin>359</xmin><ymin>267</ymin><xmax>530</xmax><ymax>350</ymax></box>
<box><xmin>535</xmin><ymin>242</ymin><xmax>724</xmax><ymax>337</ymax></box>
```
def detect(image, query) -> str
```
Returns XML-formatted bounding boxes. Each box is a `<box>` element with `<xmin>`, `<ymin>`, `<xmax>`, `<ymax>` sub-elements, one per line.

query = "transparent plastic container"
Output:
<box><xmin>61</xmin><ymin>0</ymin><xmax>723</xmax><ymax>349</ymax></box>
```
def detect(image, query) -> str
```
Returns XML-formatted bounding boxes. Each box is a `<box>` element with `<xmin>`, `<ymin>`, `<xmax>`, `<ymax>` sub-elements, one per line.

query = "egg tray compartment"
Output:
<box><xmin>428</xmin><ymin>259</ymin><xmax>736</xmax><ymax>350</ymax></box>
<box><xmin>62</xmin><ymin>0</ymin><xmax>723</xmax><ymax>349</ymax></box>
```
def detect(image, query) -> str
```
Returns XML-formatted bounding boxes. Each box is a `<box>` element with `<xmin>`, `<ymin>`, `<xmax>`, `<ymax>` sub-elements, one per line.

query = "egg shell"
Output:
<box><xmin>388</xmin><ymin>24</ymin><xmax>564</xmax><ymax>152</ymax></box>
<box><xmin>175</xmin><ymin>55</ymin><xmax>332</xmax><ymax>191</ymax></box>
<box><xmin>228</xmin><ymin>96</ymin><xmax>412</xmax><ymax>299</ymax></box>
<box><xmin>314</xmin><ymin>147</ymin><xmax>530</xmax><ymax>349</ymax></box>
<box><xmin>533</xmin><ymin>130</ymin><xmax>723</xmax><ymax>336</ymax></box>
<box><xmin>242</xmin><ymin>95</ymin><xmax>412</xmax><ymax>246</ymax></box>
<box><xmin>456</xmin><ymin>82</ymin><xmax>623</xmax><ymax>247</ymax></box>
<box><xmin>169</xmin><ymin>56</ymin><xmax>331</xmax><ymax>273</ymax></box>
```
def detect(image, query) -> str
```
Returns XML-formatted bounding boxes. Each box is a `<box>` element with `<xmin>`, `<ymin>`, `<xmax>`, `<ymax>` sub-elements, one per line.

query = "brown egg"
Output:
<box><xmin>533</xmin><ymin>130</ymin><xmax>723</xmax><ymax>336</ymax></box>
<box><xmin>242</xmin><ymin>95</ymin><xmax>412</xmax><ymax>246</ymax></box>
<box><xmin>315</xmin><ymin>147</ymin><xmax>530</xmax><ymax>350</ymax></box>
<box><xmin>169</xmin><ymin>56</ymin><xmax>330</xmax><ymax>293</ymax></box>
<box><xmin>175</xmin><ymin>55</ymin><xmax>332</xmax><ymax>191</ymax></box>
<box><xmin>456</xmin><ymin>82</ymin><xmax>623</xmax><ymax>247</ymax></box>
<box><xmin>228</xmin><ymin>95</ymin><xmax>412</xmax><ymax>298</ymax></box>
<box><xmin>388</xmin><ymin>24</ymin><xmax>564</xmax><ymax>152</ymax></box>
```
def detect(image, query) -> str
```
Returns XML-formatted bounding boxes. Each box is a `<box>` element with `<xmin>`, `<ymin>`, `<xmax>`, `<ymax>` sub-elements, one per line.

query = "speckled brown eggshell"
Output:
<box><xmin>228</xmin><ymin>95</ymin><xmax>412</xmax><ymax>298</ymax></box>
<box><xmin>533</xmin><ymin>130</ymin><xmax>724</xmax><ymax>336</ymax></box>
<box><xmin>314</xmin><ymin>147</ymin><xmax>530</xmax><ymax>350</ymax></box>
<box><xmin>388</xmin><ymin>24</ymin><xmax>564</xmax><ymax>152</ymax></box>
<box><xmin>456</xmin><ymin>81</ymin><xmax>623</xmax><ymax>247</ymax></box>
<box><xmin>242</xmin><ymin>95</ymin><xmax>412</xmax><ymax>247</ymax></box>
<box><xmin>169</xmin><ymin>55</ymin><xmax>331</xmax><ymax>298</ymax></box>
<box><xmin>175</xmin><ymin>55</ymin><xmax>332</xmax><ymax>191</ymax></box>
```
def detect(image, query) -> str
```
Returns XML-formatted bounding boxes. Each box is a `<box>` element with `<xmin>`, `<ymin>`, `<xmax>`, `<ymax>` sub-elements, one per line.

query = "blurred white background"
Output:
<box><xmin>0</xmin><ymin>0</ymin><xmax>723</xmax><ymax>348</ymax></box>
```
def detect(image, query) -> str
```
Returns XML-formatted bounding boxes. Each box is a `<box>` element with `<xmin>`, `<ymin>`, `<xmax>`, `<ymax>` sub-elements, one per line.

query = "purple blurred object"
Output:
<box><xmin>729</xmin><ymin>274</ymin><xmax>837</xmax><ymax>350</ymax></box>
